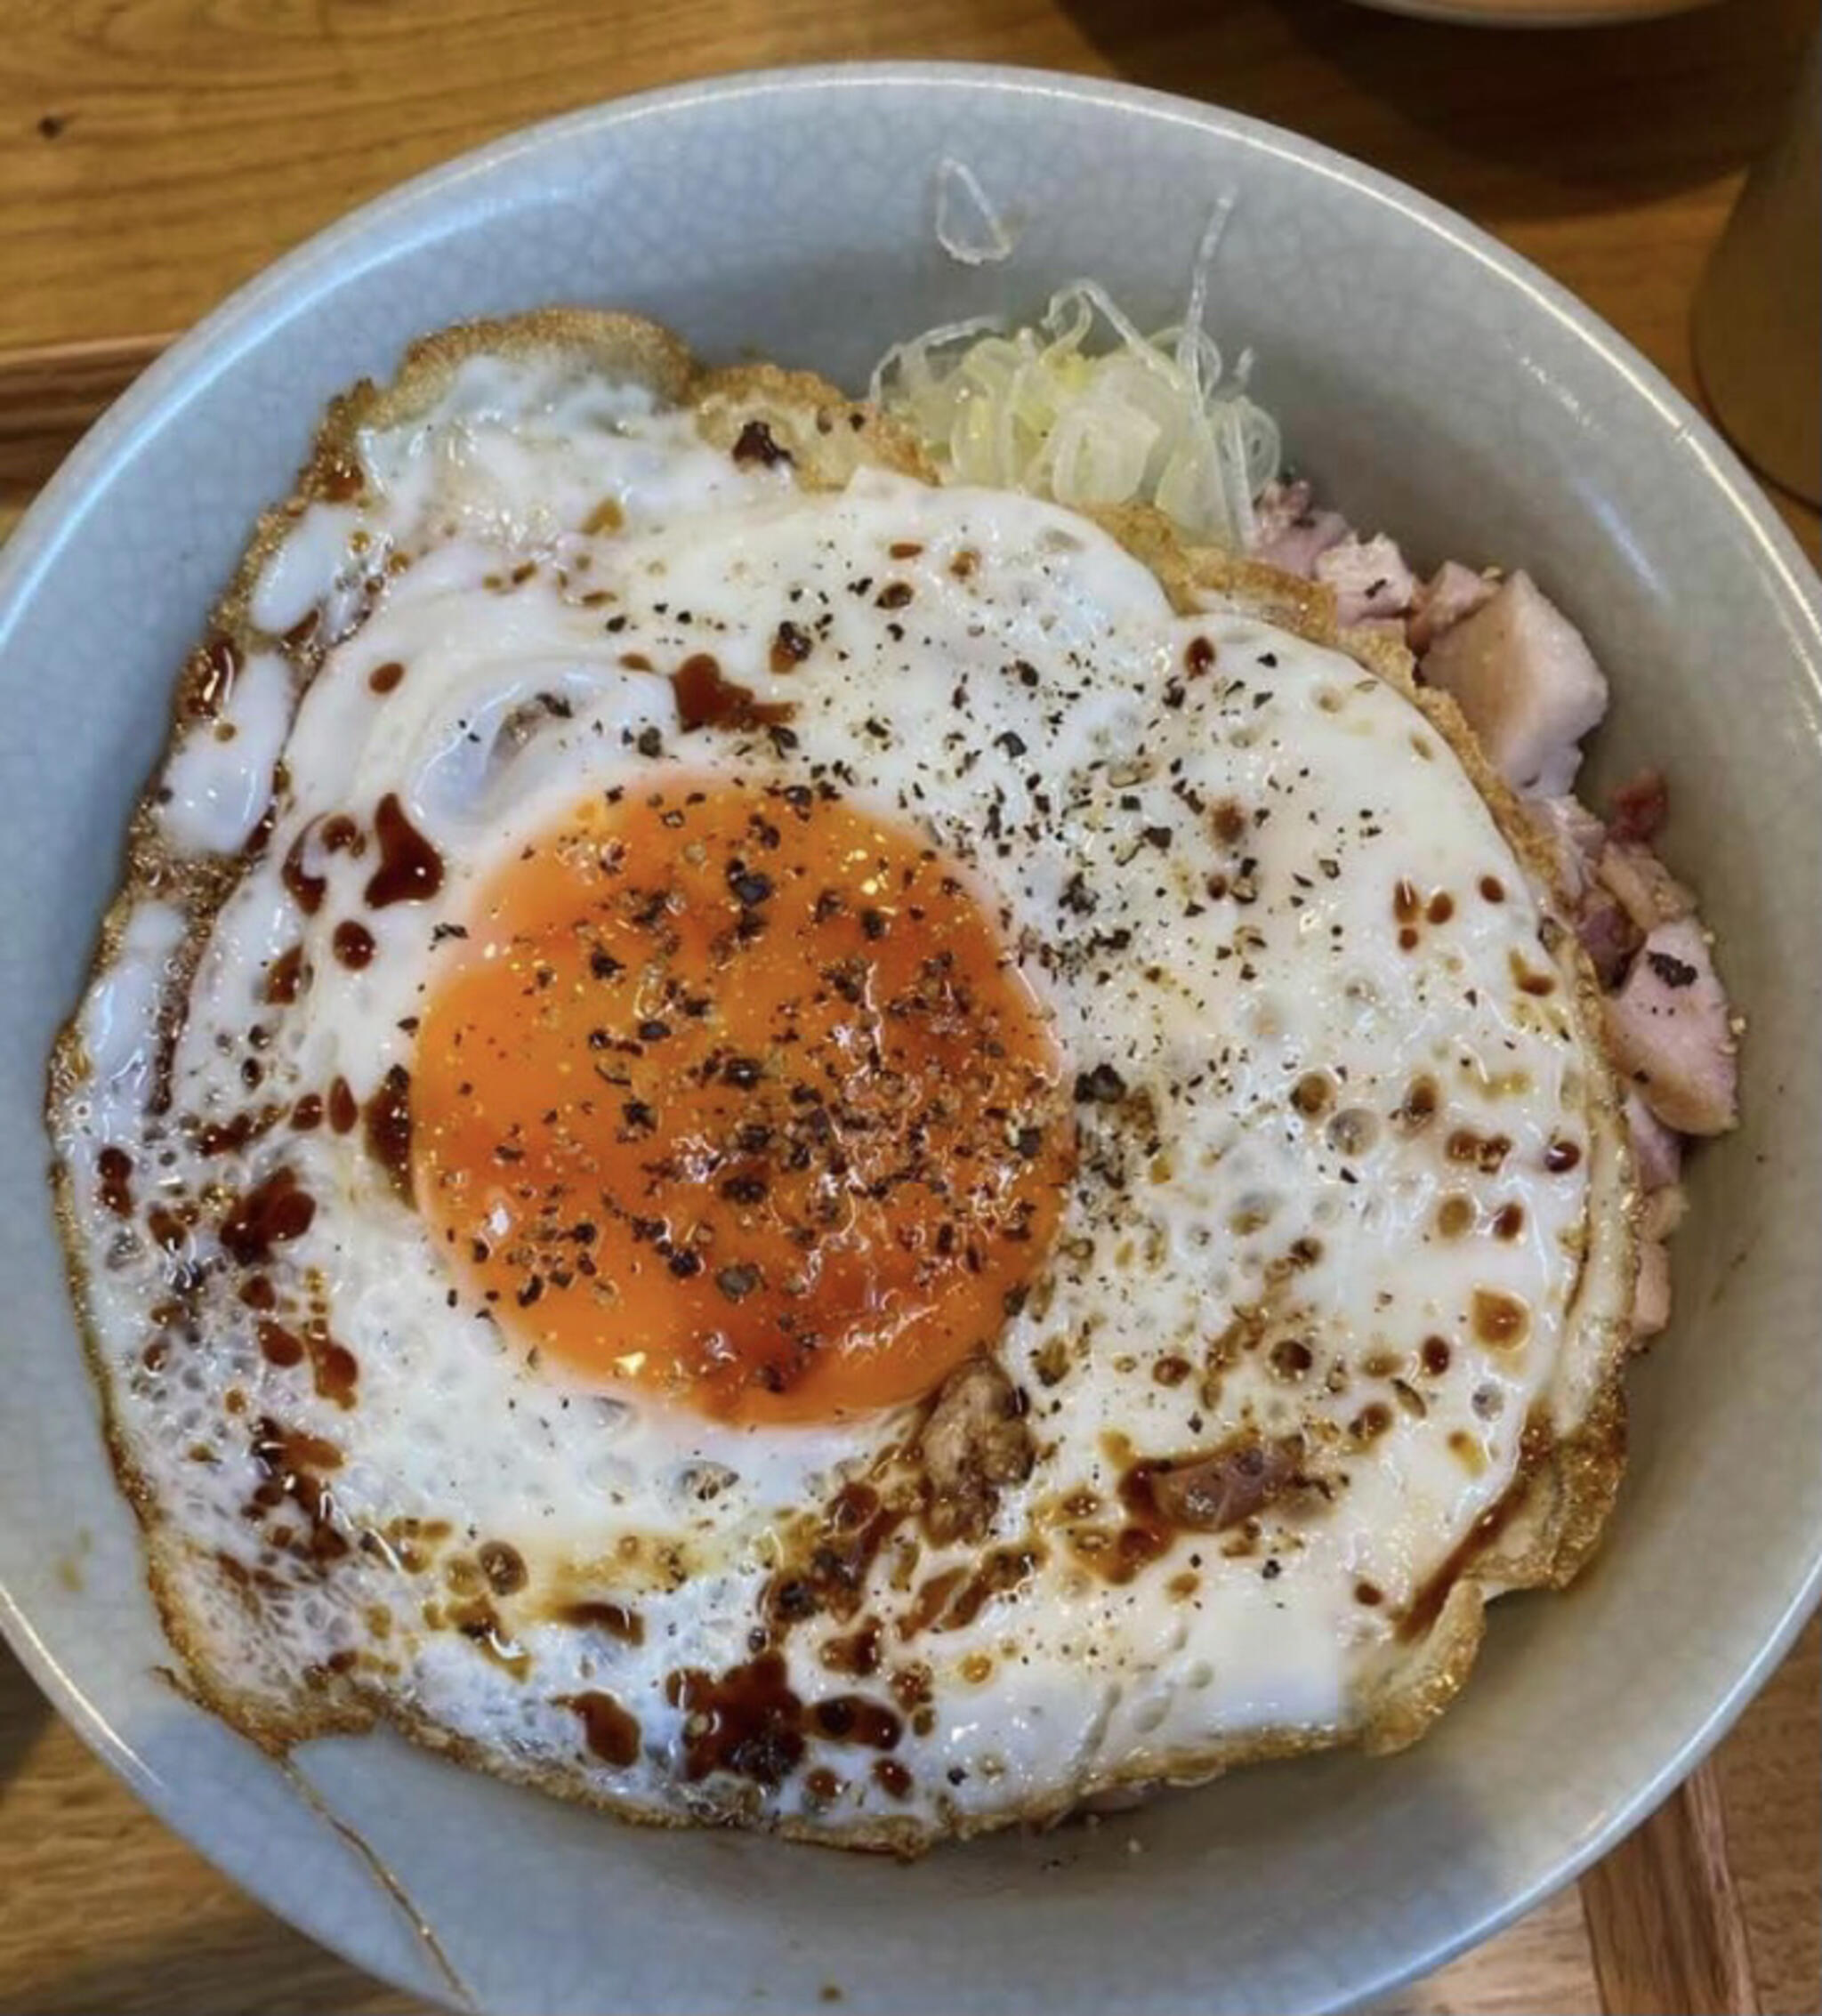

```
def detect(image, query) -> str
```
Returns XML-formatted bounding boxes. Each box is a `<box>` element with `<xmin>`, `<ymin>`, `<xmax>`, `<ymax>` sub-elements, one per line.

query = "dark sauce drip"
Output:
<box><xmin>478</xmin><ymin>1541</ymin><xmax>528</xmax><ymax>1596</ymax></box>
<box><xmin>557</xmin><ymin>1599</ymin><xmax>645</xmax><ymax>1645</ymax></box>
<box><xmin>445</xmin><ymin>1596</ymin><xmax>528</xmax><ymax>1676</ymax></box>
<box><xmin>907</xmin><ymin>1546</ymin><xmax>1043</xmax><ymax>1636</ymax></box>
<box><xmin>291</xmin><ymin>1092</ymin><xmax>324</xmax><ymax>1131</ymax></box>
<box><xmin>309</xmin><ymin>1324</ymin><xmax>359</xmax><ymax>1407</ymax></box>
<box><xmin>218</xmin><ymin>1167</ymin><xmax>315</xmax><ymax>1266</ymax></box>
<box><xmin>95</xmin><ymin>1145</ymin><xmax>133</xmax><ymax>1217</ymax></box>
<box><xmin>1401</xmin><ymin>1416</ymin><xmax>1552</xmax><ymax>1640</ymax></box>
<box><xmin>1447</xmin><ymin>1127</ymin><xmax>1512</xmax><ymax>1173</ymax></box>
<box><xmin>194</xmin><ymin>1105</ymin><xmax>281</xmax><ymax>1157</ymax></box>
<box><xmin>281</xmin><ymin>825</ymin><xmax>327</xmax><ymax>915</ymax></box>
<box><xmin>905</xmin><ymin>1565</ymin><xmax>966</xmax><ymax>1636</ymax></box>
<box><xmin>264</xmin><ymin>944</ymin><xmax>306</xmax><ymax>1004</ymax></box>
<box><xmin>246</xmin><ymin>1415</ymin><xmax>346</xmax><ymax>1565</ymax></box>
<box><xmin>803</xmin><ymin>1766</ymin><xmax>842</xmax><ymax>1808</ymax></box>
<box><xmin>1097</xmin><ymin>1434</ymin><xmax>1306</xmax><ymax>1585</ymax></box>
<box><xmin>770</xmin><ymin>1465</ymin><xmax>1036</xmax><ymax>1653</ymax></box>
<box><xmin>361</xmin><ymin>1064</ymin><xmax>413</xmax><ymax>1204</ymax></box>
<box><xmin>242</xmin><ymin>795</ymin><xmax>280</xmax><ymax>862</ymax></box>
<box><xmin>365</xmin><ymin>794</ymin><xmax>444</xmax><ymax>907</ymax></box>
<box><xmin>765</xmin><ymin>1481</ymin><xmax>899</xmax><ymax>1630</ymax></box>
<box><xmin>251</xmin><ymin>1416</ymin><xmax>342</xmax><ymax>1476</ymax></box>
<box><xmin>873</xmin><ymin>1758</ymin><xmax>912</xmax><ymax>1800</ymax></box>
<box><xmin>146</xmin><ymin>1204</ymin><xmax>188</xmax><ymax>1252</ymax></box>
<box><xmin>560</xmin><ymin>1690</ymin><xmax>641</xmax><ymax>1768</ymax></box>
<box><xmin>673</xmin><ymin>653</ymin><xmax>797</xmax><ymax>734</ymax></box>
<box><xmin>1471</xmin><ymin>1288</ymin><xmax>1530</xmax><ymax>1350</ymax></box>
<box><xmin>327</xmin><ymin>1077</ymin><xmax>359</xmax><ymax>1134</ymax></box>
<box><xmin>810</xmin><ymin>1694</ymin><xmax>901</xmax><ymax>1752</ymax></box>
<box><xmin>665</xmin><ymin>1650</ymin><xmax>804</xmax><ymax>1787</ymax></box>
<box><xmin>820</xmin><ymin>1619</ymin><xmax>883</xmax><ymax>1678</ymax></box>
<box><xmin>661</xmin><ymin>1636</ymin><xmax>902</xmax><ymax>1782</ymax></box>
<box><xmin>255</xmin><ymin>1316</ymin><xmax>356</xmax><ymax>1407</ymax></box>
<box><xmin>257</xmin><ymin>1318</ymin><xmax>304</xmax><ymax>1368</ymax></box>
<box><xmin>367</xmin><ymin>659</ymin><xmax>406</xmax><ymax>695</ymax></box>
<box><xmin>332</xmin><ymin>919</ymin><xmax>375</xmax><ymax>970</ymax></box>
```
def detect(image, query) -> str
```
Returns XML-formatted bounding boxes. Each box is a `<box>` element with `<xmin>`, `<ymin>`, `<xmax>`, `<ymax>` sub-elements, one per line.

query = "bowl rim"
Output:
<box><xmin>1348</xmin><ymin>0</ymin><xmax>1718</xmax><ymax>28</ymax></box>
<box><xmin>3</xmin><ymin>57</ymin><xmax>1819</xmax><ymax>2016</ymax></box>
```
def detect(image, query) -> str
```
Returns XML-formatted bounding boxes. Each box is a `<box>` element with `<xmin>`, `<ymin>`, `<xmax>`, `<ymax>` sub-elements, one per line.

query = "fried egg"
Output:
<box><xmin>50</xmin><ymin>314</ymin><xmax>1633</xmax><ymax>1846</ymax></box>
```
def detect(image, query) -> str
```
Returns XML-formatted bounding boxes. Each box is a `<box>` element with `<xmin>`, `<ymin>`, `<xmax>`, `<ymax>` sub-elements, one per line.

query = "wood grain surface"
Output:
<box><xmin>1584</xmin><ymin>1766</ymin><xmax>1763</xmax><ymax>2016</ymax></box>
<box><xmin>1</xmin><ymin>2</ymin><xmax>1818</xmax><ymax>2012</ymax></box>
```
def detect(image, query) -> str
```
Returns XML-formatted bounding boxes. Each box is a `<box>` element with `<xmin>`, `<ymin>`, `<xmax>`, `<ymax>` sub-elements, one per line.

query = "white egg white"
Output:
<box><xmin>51</xmin><ymin>327</ymin><xmax>1630</xmax><ymax>1843</ymax></box>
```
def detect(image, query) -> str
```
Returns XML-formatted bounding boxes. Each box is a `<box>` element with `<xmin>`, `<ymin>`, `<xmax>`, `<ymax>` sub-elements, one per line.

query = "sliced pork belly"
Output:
<box><xmin>1604</xmin><ymin>919</ymin><xmax>1739</xmax><ymax>1136</ymax></box>
<box><xmin>1421</xmin><ymin>571</ymin><xmax>1608</xmax><ymax>795</ymax></box>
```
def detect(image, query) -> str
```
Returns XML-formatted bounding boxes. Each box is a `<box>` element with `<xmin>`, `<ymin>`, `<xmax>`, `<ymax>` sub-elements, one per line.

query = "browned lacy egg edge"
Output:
<box><xmin>44</xmin><ymin>309</ymin><xmax>1637</xmax><ymax>1854</ymax></box>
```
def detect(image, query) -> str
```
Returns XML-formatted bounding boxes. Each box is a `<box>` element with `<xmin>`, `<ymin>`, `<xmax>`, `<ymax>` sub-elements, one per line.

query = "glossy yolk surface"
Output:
<box><xmin>412</xmin><ymin>780</ymin><xmax>1073</xmax><ymax>1422</ymax></box>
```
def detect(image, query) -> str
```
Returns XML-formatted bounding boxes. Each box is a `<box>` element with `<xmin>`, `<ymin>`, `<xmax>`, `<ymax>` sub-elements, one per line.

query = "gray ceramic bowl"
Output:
<box><xmin>2</xmin><ymin>63</ymin><xmax>1818</xmax><ymax>2016</ymax></box>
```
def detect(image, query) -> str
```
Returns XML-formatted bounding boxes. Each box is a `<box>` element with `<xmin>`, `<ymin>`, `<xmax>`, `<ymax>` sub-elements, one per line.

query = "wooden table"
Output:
<box><xmin>1</xmin><ymin>2</ymin><xmax>1816</xmax><ymax>2011</ymax></box>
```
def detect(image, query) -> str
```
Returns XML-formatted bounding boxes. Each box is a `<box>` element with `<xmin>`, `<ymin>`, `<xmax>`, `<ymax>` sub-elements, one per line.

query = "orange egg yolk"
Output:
<box><xmin>412</xmin><ymin>780</ymin><xmax>1073</xmax><ymax>1423</ymax></box>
